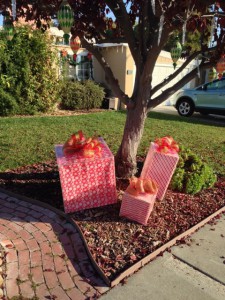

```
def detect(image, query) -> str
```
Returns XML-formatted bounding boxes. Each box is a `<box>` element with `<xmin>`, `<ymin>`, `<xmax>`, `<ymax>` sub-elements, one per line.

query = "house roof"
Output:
<box><xmin>49</xmin><ymin>26</ymin><xmax>67</xmax><ymax>37</ymax></box>
<box><xmin>95</xmin><ymin>43</ymin><xmax>128</xmax><ymax>47</ymax></box>
<box><xmin>95</xmin><ymin>43</ymin><xmax>196</xmax><ymax>65</ymax></box>
<box><xmin>95</xmin><ymin>44</ymin><xmax>176</xmax><ymax>58</ymax></box>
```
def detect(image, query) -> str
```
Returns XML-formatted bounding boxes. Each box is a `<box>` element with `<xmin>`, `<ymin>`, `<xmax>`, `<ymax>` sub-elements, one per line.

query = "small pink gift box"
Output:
<box><xmin>141</xmin><ymin>142</ymin><xmax>179</xmax><ymax>200</ymax></box>
<box><xmin>119</xmin><ymin>191</ymin><xmax>157</xmax><ymax>225</ymax></box>
<box><xmin>55</xmin><ymin>138</ymin><xmax>117</xmax><ymax>213</ymax></box>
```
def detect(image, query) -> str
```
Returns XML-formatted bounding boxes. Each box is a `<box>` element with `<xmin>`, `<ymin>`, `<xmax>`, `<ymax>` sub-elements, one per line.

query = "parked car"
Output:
<box><xmin>171</xmin><ymin>78</ymin><xmax>225</xmax><ymax>116</ymax></box>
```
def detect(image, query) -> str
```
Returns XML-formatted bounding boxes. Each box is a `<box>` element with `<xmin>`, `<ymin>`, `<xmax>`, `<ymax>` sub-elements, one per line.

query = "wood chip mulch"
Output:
<box><xmin>0</xmin><ymin>160</ymin><xmax>225</xmax><ymax>281</ymax></box>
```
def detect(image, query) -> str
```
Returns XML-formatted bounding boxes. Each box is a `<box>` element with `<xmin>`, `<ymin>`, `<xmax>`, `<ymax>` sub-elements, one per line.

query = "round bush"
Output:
<box><xmin>170</xmin><ymin>146</ymin><xmax>217</xmax><ymax>194</ymax></box>
<box><xmin>82</xmin><ymin>80</ymin><xmax>105</xmax><ymax>110</ymax></box>
<box><xmin>59</xmin><ymin>80</ymin><xmax>85</xmax><ymax>110</ymax></box>
<box><xmin>0</xmin><ymin>88</ymin><xmax>18</xmax><ymax>116</ymax></box>
<box><xmin>59</xmin><ymin>79</ymin><xmax>105</xmax><ymax>110</ymax></box>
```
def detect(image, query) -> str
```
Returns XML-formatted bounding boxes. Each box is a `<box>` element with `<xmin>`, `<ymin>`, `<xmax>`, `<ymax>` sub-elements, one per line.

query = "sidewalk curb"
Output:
<box><xmin>109</xmin><ymin>206</ymin><xmax>225</xmax><ymax>287</ymax></box>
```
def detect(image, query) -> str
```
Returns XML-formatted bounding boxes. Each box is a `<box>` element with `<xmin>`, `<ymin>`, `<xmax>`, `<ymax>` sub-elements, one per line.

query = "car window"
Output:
<box><xmin>205</xmin><ymin>78</ymin><xmax>225</xmax><ymax>91</ymax></box>
<box><xmin>217</xmin><ymin>80</ymin><xmax>225</xmax><ymax>89</ymax></box>
<box><xmin>207</xmin><ymin>81</ymin><xmax>220</xmax><ymax>90</ymax></box>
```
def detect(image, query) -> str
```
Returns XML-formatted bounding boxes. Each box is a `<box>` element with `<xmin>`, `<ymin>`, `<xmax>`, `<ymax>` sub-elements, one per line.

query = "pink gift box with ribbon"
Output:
<box><xmin>141</xmin><ymin>142</ymin><xmax>179</xmax><ymax>200</ymax></box>
<box><xmin>119</xmin><ymin>191</ymin><xmax>157</xmax><ymax>226</ymax></box>
<box><xmin>55</xmin><ymin>138</ymin><xmax>117</xmax><ymax>213</ymax></box>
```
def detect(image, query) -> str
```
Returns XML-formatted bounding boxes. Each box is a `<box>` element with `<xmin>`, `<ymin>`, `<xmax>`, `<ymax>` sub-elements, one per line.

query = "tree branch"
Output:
<box><xmin>81</xmin><ymin>38</ymin><xmax>129</xmax><ymax>105</ymax></box>
<box><xmin>148</xmin><ymin>61</ymin><xmax>213</xmax><ymax>110</ymax></box>
<box><xmin>105</xmin><ymin>0</ymin><xmax>139</xmax><ymax>64</ymax></box>
<box><xmin>139</xmin><ymin>1</ymin><xmax>149</xmax><ymax>60</ymax></box>
<box><xmin>151</xmin><ymin>51</ymin><xmax>201</xmax><ymax>97</ymax></box>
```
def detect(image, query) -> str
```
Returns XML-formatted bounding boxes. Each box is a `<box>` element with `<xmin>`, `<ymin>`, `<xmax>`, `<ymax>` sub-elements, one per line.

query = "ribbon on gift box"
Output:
<box><xmin>154</xmin><ymin>136</ymin><xmax>179</xmax><ymax>154</ymax></box>
<box><xmin>63</xmin><ymin>130</ymin><xmax>103</xmax><ymax>158</ymax></box>
<box><xmin>125</xmin><ymin>176</ymin><xmax>158</xmax><ymax>196</ymax></box>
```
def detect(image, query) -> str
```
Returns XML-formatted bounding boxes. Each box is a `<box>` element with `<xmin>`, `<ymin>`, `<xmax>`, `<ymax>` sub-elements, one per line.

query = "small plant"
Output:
<box><xmin>170</xmin><ymin>146</ymin><xmax>217</xmax><ymax>194</ymax></box>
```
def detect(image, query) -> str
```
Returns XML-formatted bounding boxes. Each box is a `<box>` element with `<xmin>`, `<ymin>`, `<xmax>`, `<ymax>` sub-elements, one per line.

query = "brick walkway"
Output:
<box><xmin>0</xmin><ymin>191</ymin><xmax>109</xmax><ymax>299</ymax></box>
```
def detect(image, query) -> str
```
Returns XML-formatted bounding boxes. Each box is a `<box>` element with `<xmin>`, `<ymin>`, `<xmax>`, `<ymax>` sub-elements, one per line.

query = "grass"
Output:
<box><xmin>0</xmin><ymin>110</ymin><xmax>224</xmax><ymax>175</ymax></box>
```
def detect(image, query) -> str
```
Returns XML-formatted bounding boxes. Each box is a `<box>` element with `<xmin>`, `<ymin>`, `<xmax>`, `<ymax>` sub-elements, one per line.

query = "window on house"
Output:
<box><xmin>55</xmin><ymin>36</ymin><xmax>64</xmax><ymax>45</ymax></box>
<box><xmin>76</xmin><ymin>56</ymin><xmax>91</xmax><ymax>81</ymax></box>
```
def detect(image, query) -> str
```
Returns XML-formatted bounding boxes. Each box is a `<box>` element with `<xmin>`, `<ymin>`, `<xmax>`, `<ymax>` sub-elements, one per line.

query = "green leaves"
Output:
<box><xmin>170</xmin><ymin>146</ymin><xmax>217</xmax><ymax>194</ymax></box>
<box><xmin>59</xmin><ymin>80</ymin><xmax>105</xmax><ymax>110</ymax></box>
<box><xmin>0</xmin><ymin>25</ymin><xmax>60</xmax><ymax>115</ymax></box>
<box><xmin>0</xmin><ymin>88</ymin><xmax>18</xmax><ymax>116</ymax></box>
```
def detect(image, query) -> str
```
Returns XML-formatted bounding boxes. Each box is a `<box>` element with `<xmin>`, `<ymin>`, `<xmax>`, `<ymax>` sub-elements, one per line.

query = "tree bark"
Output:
<box><xmin>115</xmin><ymin>99</ymin><xmax>148</xmax><ymax>178</ymax></box>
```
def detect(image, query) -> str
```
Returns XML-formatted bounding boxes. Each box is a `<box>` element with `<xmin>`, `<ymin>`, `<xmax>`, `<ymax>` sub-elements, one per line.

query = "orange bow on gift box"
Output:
<box><xmin>154</xmin><ymin>136</ymin><xmax>179</xmax><ymax>154</ymax></box>
<box><xmin>126</xmin><ymin>176</ymin><xmax>158</xmax><ymax>196</ymax></box>
<box><xmin>82</xmin><ymin>137</ymin><xmax>102</xmax><ymax>158</ymax></box>
<box><xmin>63</xmin><ymin>130</ymin><xmax>102</xmax><ymax>158</ymax></box>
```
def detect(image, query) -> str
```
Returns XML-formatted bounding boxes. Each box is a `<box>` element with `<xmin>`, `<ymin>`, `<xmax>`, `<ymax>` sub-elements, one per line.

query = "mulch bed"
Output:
<box><xmin>0</xmin><ymin>160</ymin><xmax>225</xmax><ymax>281</ymax></box>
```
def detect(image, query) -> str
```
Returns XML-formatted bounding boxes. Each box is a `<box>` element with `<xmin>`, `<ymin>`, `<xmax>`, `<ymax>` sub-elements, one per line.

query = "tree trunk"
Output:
<box><xmin>115</xmin><ymin>100</ymin><xmax>148</xmax><ymax>178</ymax></box>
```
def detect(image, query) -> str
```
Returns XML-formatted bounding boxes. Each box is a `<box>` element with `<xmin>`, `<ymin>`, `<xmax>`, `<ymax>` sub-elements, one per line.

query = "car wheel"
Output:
<box><xmin>177</xmin><ymin>99</ymin><xmax>194</xmax><ymax>117</ymax></box>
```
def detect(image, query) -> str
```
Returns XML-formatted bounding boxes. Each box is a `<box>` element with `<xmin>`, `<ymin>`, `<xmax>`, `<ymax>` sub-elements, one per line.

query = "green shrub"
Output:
<box><xmin>59</xmin><ymin>80</ymin><xmax>85</xmax><ymax>110</ymax></box>
<box><xmin>170</xmin><ymin>146</ymin><xmax>217</xmax><ymax>194</ymax></box>
<box><xmin>170</xmin><ymin>168</ymin><xmax>185</xmax><ymax>191</ymax></box>
<box><xmin>59</xmin><ymin>79</ymin><xmax>105</xmax><ymax>110</ymax></box>
<box><xmin>82</xmin><ymin>80</ymin><xmax>105</xmax><ymax>110</ymax></box>
<box><xmin>0</xmin><ymin>25</ymin><xmax>60</xmax><ymax>115</ymax></box>
<box><xmin>0</xmin><ymin>88</ymin><xmax>18</xmax><ymax>116</ymax></box>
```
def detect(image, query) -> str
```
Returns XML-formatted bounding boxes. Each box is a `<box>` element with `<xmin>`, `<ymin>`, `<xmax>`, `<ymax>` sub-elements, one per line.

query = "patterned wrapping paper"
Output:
<box><xmin>119</xmin><ymin>191</ymin><xmax>157</xmax><ymax>226</ymax></box>
<box><xmin>141</xmin><ymin>142</ymin><xmax>179</xmax><ymax>200</ymax></box>
<box><xmin>55</xmin><ymin>138</ymin><xmax>117</xmax><ymax>213</ymax></box>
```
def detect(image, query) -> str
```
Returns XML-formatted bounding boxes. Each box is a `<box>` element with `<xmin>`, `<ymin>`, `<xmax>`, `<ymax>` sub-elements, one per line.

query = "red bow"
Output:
<box><xmin>154</xmin><ymin>136</ymin><xmax>179</xmax><ymax>154</ymax></box>
<box><xmin>63</xmin><ymin>130</ymin><xmax>102</xmax><ymax>158</ymax></box>
<box><xmin>126</xmin><ymin>177</ymin><xmax>158</xmax><ymax>196</ymax></box>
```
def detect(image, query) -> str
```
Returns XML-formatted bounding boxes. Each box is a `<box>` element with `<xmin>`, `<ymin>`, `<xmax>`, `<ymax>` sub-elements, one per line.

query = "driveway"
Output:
<box><xmin>152</xmin><ymin>105</ymin><xmax>225</xmax><ymax>125</ymax></box>
<box><xmin>152</xmin><ymin>105</ymin><xmax>178</xmax><ymax>115</ymax></box>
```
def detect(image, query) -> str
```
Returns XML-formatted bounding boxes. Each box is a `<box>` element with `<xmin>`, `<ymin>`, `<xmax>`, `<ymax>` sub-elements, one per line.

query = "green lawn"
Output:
<box><xmin>0</xmin><ymin>111</ymin><xmax>224</xmax><ymax>175</ymax></box>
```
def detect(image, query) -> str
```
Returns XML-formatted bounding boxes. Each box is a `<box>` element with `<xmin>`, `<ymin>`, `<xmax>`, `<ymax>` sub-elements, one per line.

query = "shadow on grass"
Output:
<box><xmin>0</xmin><ymin>159</ymin><xmax>143</xmax><ymax>218</ymax></box>
<box><xmin>0</xmin><ymin>164</ymin><xmax>65</xmax><ymax>211</ymax></box>
<box><xmin>0</xmin><ymin>158</ymin><xmax>145</xmax><ymax>225</ymax></box>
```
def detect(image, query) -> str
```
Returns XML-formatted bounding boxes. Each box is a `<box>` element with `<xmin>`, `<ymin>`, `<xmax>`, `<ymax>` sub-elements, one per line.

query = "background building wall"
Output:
<box><xmin>93</xmin><ymin>46</ymin><xmax>197</xmax><ymax>108</ymax></box>
<box><xmin>93</xmin><ymin>44</ymin><xmax>132</xmax><ymax>96</ymax></box>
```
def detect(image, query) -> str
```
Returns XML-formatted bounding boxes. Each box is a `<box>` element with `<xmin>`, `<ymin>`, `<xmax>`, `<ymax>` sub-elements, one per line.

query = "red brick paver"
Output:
<box><xmin>0</xmin><ymin>192</ymin><xmax>110</xmax><ymax>299</ymax></box>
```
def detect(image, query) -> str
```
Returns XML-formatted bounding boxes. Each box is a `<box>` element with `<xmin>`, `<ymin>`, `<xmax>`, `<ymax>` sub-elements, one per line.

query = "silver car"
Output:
<box><xmin>171</xmin><ymin>78</ymin><xmax>225</xmax><ymax>116</ymax></box>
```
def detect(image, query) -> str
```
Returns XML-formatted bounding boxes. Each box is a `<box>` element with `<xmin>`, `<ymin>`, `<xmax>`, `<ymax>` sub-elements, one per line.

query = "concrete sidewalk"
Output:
<box><xmin>101</xmin><ymin>212</ymin><xmax>225</xmax><ymax>300</ymax></box>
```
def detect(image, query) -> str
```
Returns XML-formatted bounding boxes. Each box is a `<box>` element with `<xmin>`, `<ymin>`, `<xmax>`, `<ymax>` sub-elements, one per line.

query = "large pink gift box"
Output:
<box><xmin>141</xmin><ymin>142</ymin><xmax>179</xmax><ymax>200</ymax></box>
<box><xmin>119</xmin><ymin>191</ymin><xmax>157</xmax><ymax>225</ymax></box>
<box><xmin>55</xmin><ymin>138</ymin><xmax>117</xmax><ymax>213</ymax></box>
